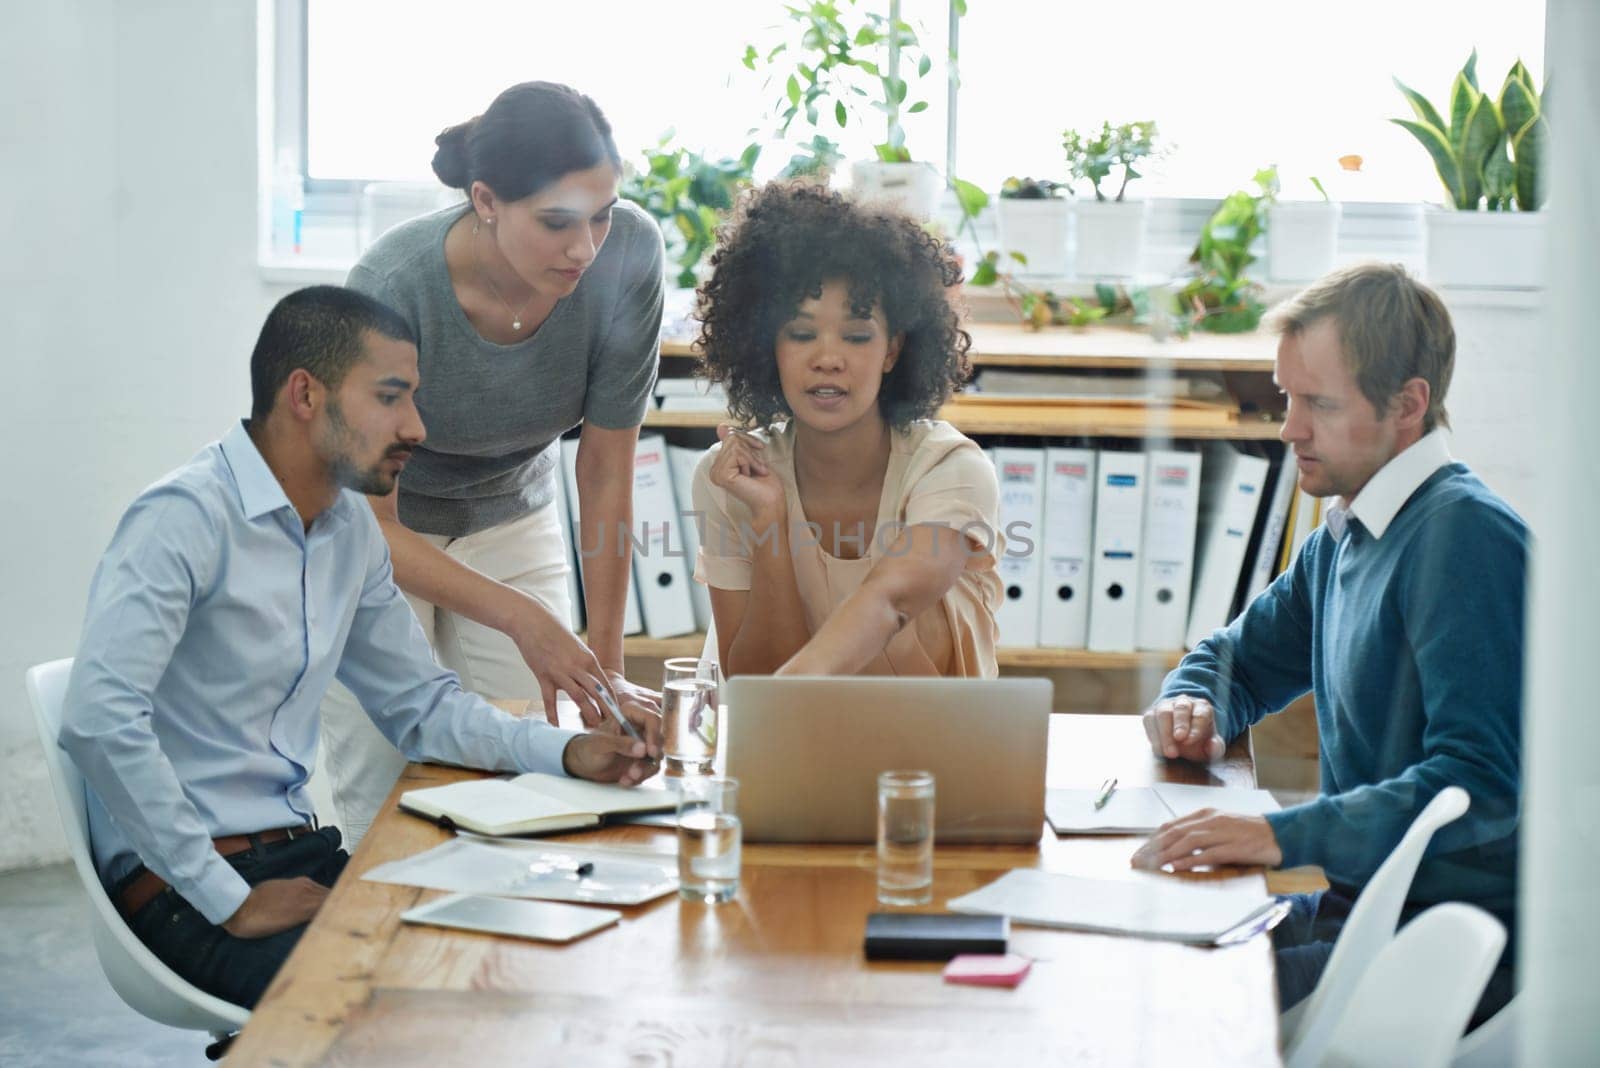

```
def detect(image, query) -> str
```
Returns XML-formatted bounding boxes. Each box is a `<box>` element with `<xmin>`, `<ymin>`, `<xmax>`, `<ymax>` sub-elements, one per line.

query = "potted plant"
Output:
<box><xmin>745</xmin><ymin>0</ymin><xmax>956</xmax><ymax>219</ymax></box>
<box><xmin>1176</xmin><ymin>167</ymin><xmax>1277</xmax><ymax>334</ymax></box>
<box><xmin>1392</xmin><ymin>51</ymin><xmax>1547</xmax><ymax>288</ymax></box>
<box><xmin>1268</xmin><ymin>174</ymin><xmax>1342</xmax><ymax>283</ymax></box>
<box><xmin>1062</xmin><ymin>120</ymin><xmax>1160</xmax><ymax>278</ymax></box>
<box><xmin>994</xmin><ymin>177</ymin><xmax>1072</xmax><ymax>277</ymax></box>
<box><xmin>620</xmin><ymin>131</ymin><xmax>761</xmax><ymax>288</ymax></box>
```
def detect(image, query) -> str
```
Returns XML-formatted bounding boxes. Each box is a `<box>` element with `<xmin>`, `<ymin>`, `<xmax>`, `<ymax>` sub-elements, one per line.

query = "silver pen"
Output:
<box><xmin>597</xmin><ymin>684</ymin><xmax>644</xmax><ymax>745</ymax></box>
<box><xmin>1093</xmin><ymin>777</ymin><xmax>1119</xmax><ymax>810</ymax></box>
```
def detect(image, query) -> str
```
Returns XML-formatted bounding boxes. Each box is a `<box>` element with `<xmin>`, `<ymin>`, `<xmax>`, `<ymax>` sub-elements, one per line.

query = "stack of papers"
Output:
<box><xmin>948</xmin><ymin>868</ymin><xmax>1280</xmax><ymax>945</ymax></box>
<box><xmin>1045</xmin><ymin>783</ymin><xmax>1281</xmax><ymax>835</ymax></box>
<box><xmin>969</xmin><ymin>369</ymin><xmax>1234</xmax><ymax>410</ymax></box>
<box><xmin>654</xmin><ymin>378</ymin><xmax>728</xmax><ymax>412</ymax></box>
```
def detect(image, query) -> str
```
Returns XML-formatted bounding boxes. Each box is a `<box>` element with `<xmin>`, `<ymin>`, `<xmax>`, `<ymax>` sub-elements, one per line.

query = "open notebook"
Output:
<box><xmin>1046</xmin><ymin>783</ymin><xmax>1281</xmax><ymax>835</ymax></box>
<box><xmin>399</xmin><ymin>773</ymin><xmax>674</xmax><ymax>837</ymax></box>
<box><xmin>948</xmin><ymin>869</ymin><xmax>1284</xmax><ymax>946</ymax></box>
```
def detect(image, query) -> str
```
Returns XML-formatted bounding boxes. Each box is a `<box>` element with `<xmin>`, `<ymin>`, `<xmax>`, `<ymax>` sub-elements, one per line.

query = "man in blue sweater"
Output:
<box><xmin>1131</xmin><ymin>263</ymin><xmax>1524</xmax><ymax>1024</ymax></box>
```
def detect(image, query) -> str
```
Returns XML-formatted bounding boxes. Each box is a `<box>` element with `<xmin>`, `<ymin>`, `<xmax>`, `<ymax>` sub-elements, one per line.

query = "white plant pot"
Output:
<box><xmin>995</xmin><ymin>198</ymin><xmax>1072</xmax><ymax>277</ymax></box>
<box><xmin>1268</xmin><ymin>201</ymin><xmax>1342</xmax><ymax>283</ymax></box>
<box><xmin>1072</xmin><ymin>198</ymin><xmax>1148</xmax><ymax>279</ymax></box>
<box><xmin>1424</xmin><ymin>209</ymin><xmax>1547</xmax><ymax>289</ymax></box>
<box><xmin>849</xmin><ymin>161</ymin><xmax>943</xmax><ymax>220</ymax></box>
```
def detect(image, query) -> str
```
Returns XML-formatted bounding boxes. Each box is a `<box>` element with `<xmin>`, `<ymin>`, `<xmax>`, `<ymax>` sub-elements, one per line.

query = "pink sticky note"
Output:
<box><xmin>942</xmin><ymin>953</ymin><xmax>1033</xmax><ymax>988</ymax></box>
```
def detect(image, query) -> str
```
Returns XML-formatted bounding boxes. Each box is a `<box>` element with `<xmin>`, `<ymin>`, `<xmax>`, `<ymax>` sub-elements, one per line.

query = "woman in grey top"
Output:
<box><xmin>321</xmin><ymin>82</ymin><xmax>665</xmax><ymax>843</ymax></box>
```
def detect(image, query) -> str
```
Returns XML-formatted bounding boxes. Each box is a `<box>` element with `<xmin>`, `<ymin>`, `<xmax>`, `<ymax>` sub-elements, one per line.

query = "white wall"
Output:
<box><xmin>1438</xmin><ymin>292</ymin><xmax>1545</xmax><ymax>522</ymax></box>
<box><xmin>1</xmin><ymin>0</ymin><xmax>288</xmax><ymax>870</ymax></box>
<box><xmin>1523</xmin><ymin>0</ymin><xmax>1600</xmax><ymax>1060</ymax></box>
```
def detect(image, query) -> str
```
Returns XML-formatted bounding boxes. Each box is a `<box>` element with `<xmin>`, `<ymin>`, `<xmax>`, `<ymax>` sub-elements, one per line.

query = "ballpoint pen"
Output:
<box><xmin>1093</xmin><ymin>777</ymin><xmax>1118</xmax><ymax>810</ymax></box>
<box><xmin>526</xmin><ymin>854</ymin><xmax>595</xmax><ymax>883</ymax></box>
<box><xmin>598</xmin><ymin>683</ymin><xmax>645</xmax><ymax>745</ymax></box>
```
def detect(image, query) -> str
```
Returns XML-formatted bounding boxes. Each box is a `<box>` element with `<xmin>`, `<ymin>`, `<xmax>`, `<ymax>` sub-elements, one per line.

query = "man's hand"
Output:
<box><xmin>562</xmin><ymin>722</ymin><xmax>659</xmax><ymax>785</ymax></box>
<box><xmin>1142</xmin><ymin>694</ymin><xmax>1227</xmax><ymax>763</ymax></box>
<box><xmin>221</xmin><ymin>877</ymin><xmax>329</xmax><ymax>939</ymax></box>
<box><xmin>1130</xmin><ymin>810</ymin><xmax>1283</xmax><ymax>872</ymax></box>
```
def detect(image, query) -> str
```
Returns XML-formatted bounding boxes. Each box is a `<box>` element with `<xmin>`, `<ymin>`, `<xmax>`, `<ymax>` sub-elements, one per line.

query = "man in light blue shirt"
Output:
<box><xmin>59</xmin><ymin>286</ymin><xmax>659</xmax><ymax>1010</ymax></box>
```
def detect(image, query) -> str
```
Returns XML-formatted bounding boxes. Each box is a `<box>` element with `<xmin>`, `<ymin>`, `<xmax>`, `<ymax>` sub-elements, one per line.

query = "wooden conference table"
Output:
<box><xmin>228</xmin><ymin>714</ymin><xmax>1283</xmax><ymax>1065</ymax></box>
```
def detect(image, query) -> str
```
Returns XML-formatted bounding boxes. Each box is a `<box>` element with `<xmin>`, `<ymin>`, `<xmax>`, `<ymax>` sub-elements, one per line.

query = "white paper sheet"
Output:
<box><xmin>364</xmin><ymin>837</ymin><xmax>678</xmax><ymax>906</ymax></box>
<box><xmin>1045</xmin><ymin>784</ymin><xmax>1282</xmax><ymax>834</ymax></box>
<box><xmin>948</xmin><ymin>868</ymin><xmax>1277</xmax><ymax>944</ymax></box>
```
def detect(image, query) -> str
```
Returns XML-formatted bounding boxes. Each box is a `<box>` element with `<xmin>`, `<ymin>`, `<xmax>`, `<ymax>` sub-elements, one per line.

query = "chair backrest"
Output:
<box><xmin>1451</xmin><ymin>994</ymin><xmax>1519</xmax><ymax>1067</ymax></box>
<box><xmin>1281</xmin><ymin>785</ymin><xmax>1471</xmax><ymax>1061</ymax></box>
<box><xmin>1305</xmin><ymin>903</ymin><xmax>1506</xmax><ymax>1068</ymax></box>
<box><xmin>25</xmin><ymin>659</ymin><xmax>249</xmax><ymax>1033</ymax></box>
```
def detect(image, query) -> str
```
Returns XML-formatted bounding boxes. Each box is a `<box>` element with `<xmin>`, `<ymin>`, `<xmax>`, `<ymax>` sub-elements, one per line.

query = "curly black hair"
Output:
<box><xmin>694</xmin><ymin>181</ymin><xmax>972</xmax><ymax>431</ymax></box>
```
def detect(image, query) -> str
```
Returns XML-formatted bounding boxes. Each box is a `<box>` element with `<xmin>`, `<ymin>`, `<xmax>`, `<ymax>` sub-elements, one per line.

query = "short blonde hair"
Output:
<box><xmin>1265</xmin><ymin>262</ymin><xmax>1454</xmax><ymax>433</ymax></box>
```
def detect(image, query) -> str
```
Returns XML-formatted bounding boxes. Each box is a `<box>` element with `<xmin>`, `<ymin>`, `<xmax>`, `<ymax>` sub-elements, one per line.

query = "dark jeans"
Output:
<box><xmin>1273</xmin><ymin>888</ymin><xmax>1514</xmax><ymax>1029</ymax></box>
<box><xmin>123</xmin><ymin>826</ymin><xmax>349</xmax><ymax>1011</ymax></box>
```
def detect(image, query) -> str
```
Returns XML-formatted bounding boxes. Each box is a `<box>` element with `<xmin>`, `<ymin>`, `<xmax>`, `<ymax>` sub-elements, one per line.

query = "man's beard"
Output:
<box><xmin>324</xmin><ymin>400</ymin><xmax>409</xmax><ymax>495</ymax></box>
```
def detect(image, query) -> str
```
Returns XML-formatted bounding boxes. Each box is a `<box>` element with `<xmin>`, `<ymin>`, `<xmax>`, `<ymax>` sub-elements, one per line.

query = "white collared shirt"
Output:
<box><xmin>1323</xmin><ymin>428</ymin><xmax>1453</xmax><ymax>541</ymax></box>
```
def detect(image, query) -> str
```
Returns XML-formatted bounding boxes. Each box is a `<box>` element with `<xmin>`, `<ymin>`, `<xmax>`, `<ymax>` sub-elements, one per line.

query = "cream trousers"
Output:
<box><xmin>316</xmin><ymin>503</ymin><xmax>573</xmax><ymax>847</ymax></box>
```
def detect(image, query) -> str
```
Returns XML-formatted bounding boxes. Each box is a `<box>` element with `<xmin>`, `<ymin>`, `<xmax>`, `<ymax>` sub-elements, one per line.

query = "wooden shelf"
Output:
<box><xmin>615</xmin><ymin>633</ymin><xmax>708</xmax><ymax>658</ymax></box>
<box><xmin>645</xmin><ymin>404</ymin><xmax>1283</xmax><ymax>440</ymax></box>
<box><xmin>661</xmin><ymin>321</ymin><xmax>1278</xmax><ymax>373</ymax></box>
<box><xmin>620</xmin><ymin>633</ymin><xmax>1184</xmax><ymax>670</ymax></box>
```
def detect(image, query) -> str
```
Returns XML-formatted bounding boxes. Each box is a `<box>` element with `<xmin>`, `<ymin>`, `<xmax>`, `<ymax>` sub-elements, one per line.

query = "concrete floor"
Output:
<box><xmin>0</xmin><ymin>864</ymin><xmax>209</xmax><ymax>1066</ymax></box>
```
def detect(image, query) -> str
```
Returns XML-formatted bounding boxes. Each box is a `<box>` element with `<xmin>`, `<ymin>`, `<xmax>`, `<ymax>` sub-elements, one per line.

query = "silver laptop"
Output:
<box><xmin>723</xmin><ymin>676</ymin><xmax>1052</xmax><ymax>845</ymax></box>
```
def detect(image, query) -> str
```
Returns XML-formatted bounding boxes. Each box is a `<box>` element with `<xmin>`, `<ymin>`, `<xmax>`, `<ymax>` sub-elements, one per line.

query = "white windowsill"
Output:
<box><xmin>258</xmin><ymin>198</ymin><xmax>1547</xmax><ymax>312</ymax></box>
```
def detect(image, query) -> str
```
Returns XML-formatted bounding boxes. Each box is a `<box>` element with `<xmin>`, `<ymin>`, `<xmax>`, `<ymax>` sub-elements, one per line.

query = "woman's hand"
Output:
<box><xmin>606</xmin><ymin>670</ymin><xmax>663</xmax><ymax>756</ymax></box>
<box><xmin>504</xmin><ymin>593</ymin><xmax>616</xmax><ymax>727</ymax></box>
<box><xmin>709</xmin><ymin>424</ymin><xmax>787</xmax><ymax>524</ymax></box>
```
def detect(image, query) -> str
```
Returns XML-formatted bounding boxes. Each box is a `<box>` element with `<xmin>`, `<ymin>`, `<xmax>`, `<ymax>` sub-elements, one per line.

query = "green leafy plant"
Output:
<box><xmin>1176</xmin><ymin>166</ymin><xmax>1278</xmax><ymax>334</ymax></box>
<box><xmin>1061</xmin><ymin>121</ymin><xmax>1160</xmax><ymax>202</ymax></box>
<box><xmin>999</xmin><ymin>176</ymin><xmax>1066</xmax><ymax>199</ymax></box>
<box><xmin>778</xmin><ymin>134</ymin><xmax>846</xmax><ymax>180</ymax></box>
<box><xmin>619</xmin><ymin>132</ymin><xmax>761</xmax><ymax>288</ymax></box>
<box><xmin>743</xmin><ymin>0</ymin><xmax>949</xmax><ymax>169</ymax></box>
<box><xmin>1392</xmin><ymin>51</ymin><xmax>1547</xmax><ymax>210</ymax></box>
<box><xmin>1310</xmin><ymin>176</ymin><xmax>1330</xmax><ymax>201</ymax></box>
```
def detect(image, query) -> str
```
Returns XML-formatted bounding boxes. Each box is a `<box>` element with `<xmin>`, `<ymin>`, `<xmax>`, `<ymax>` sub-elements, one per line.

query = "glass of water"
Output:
<box><xmin>877</xmin><ymin>770</ymin><xmax>935</xmax><ymax>906</ymax></box>
<box><xmin>676</xmin><ymin>776</ymin><xmax>740</xmax><ymax>904</ymax></box>
<box><xmin>661</xmin><ymin>657</ymin><xmax>719</xmax><ymax>776</ymax></box>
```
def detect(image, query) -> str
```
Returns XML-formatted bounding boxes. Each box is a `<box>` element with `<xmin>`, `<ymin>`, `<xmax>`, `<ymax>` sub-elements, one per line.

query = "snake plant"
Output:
<box><xmin>1393</xmin><ymin>51</ymin><xmax>1547</xmax><ymax>211</ymax></box>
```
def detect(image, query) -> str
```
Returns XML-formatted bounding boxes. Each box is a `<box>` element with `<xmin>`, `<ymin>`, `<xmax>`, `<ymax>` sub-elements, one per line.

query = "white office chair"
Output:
<box><xmin>1279</xmin><ymin>785</ymin><xmax>1471</xmax><ymax>1065</ymax></box>
<box><xmin>1303</xmin><ymin>903</ymin><xmax>1506</xmax><ymax>1068</ymax></box>
<box><xmin>1452</xmin><ymin>994</ymin><xmax>1519</xmax><ymax>1067</ymax></box>
<box><xmin>26</xmin><ymin>659</ymin><xmax>248</xmax><ymax>1057</ymax></box>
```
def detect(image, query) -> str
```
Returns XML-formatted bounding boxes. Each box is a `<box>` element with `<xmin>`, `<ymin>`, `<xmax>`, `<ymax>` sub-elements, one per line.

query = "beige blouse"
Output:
<box><xmin>691</xmin><ymin>420</ymin><xmax>1003</xmax><ymax>677</ymax></box>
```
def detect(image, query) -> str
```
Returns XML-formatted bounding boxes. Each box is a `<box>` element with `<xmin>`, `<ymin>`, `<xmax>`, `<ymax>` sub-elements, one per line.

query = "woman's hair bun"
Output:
<box><xmin>430</xmin><ymin>119</ymin><xmax>476</xmax><ymax>189</ymax></box>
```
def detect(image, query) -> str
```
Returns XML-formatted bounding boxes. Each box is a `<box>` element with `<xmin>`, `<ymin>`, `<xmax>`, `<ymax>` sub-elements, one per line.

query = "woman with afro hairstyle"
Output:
<box><xmin>689</xmin><ymin>181</ymin><xmax>1002</xmax><ymax>678</ymax></box>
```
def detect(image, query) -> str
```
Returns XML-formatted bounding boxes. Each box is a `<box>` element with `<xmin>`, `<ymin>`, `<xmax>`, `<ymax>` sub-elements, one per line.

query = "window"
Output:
<box><xmin>301</xmin><ymin>0</ymin><xmax>952</xmax><ymax>187</ymax></box>
<box><xmin>272</xmin><ymin>0</ymin><xmax>1545</xmax><ymax>267</ymax></box>
<box><xmin>954</xmin><ymin>0</ymin><xmax>1544</xmax><ymax>202</ymax></box>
